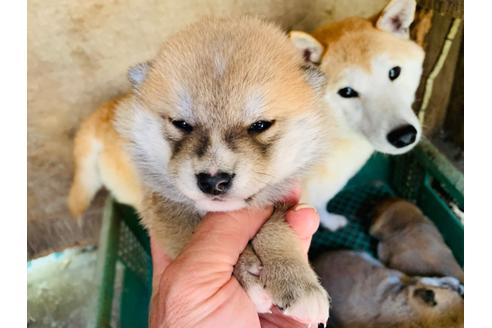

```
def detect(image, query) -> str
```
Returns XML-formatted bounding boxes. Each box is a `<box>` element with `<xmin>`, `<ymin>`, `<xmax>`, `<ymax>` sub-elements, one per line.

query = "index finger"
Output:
<box><xmin>285</xmin><ymin>205</ymin><xmax>320</xmax><ymax>256</ymax></box>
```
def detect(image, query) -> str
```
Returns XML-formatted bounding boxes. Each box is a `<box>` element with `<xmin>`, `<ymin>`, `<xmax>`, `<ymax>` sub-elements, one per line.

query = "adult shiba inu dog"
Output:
<box><xmin>314</xmin><ymin>250</ymin><xmax>464</xmax><ymax>328</ymax></box>
<box><xmin>290</xmin><ymin>0</ymin><xmax>425</xmax><ymax>230</ymax></box>
<box><xmin>70</xmin><ymin>17</ymin><xmax>331</xmax><ymax>325</ymax></box>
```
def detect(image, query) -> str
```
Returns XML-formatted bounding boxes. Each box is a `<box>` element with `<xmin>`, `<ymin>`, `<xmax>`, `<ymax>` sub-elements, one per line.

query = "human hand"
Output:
<box><xmin>150</xmin><ymin>204</ymin><xmax>321</xmax><ymax>328</ymax></box>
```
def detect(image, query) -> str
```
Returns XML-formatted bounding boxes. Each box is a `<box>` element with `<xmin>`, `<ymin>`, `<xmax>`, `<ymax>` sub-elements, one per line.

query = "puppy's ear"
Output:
<box><xmin>289</xmin><ymin>31</ymin><xmax>324</xmax><ymax>65</ymax></box>
<box><xmin>376</xmin><ymin>0</ymin><xmax>416</xmax><ymax>39</ymax></box>
<box><xmin>414</xmin><ymin>288</ymin><xmax>437</xmax><ymax>307</ymax></box>
<box><xmin>128</xmin><ymin>61</ymin><xmax>152</xmax><ymax>88</ymax></box>
<box><xmin>301</xmin><ymin>64</ymin><xmax>327</xmax><ymax>96</ymax></box>
<box><xmin>369</xmin><ymin>197</ymin><xmax>399</xmax><ymax>237</ymax></box>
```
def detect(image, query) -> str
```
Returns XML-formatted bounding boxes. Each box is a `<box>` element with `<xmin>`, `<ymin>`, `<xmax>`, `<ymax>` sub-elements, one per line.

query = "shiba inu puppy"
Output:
<box><xmin>370</xmin><ymin>198</ymin><xmax>464</xmax><ymax>282</ymax></box>
<box><xmin>68</xmin><ymin>95</ymin><xmax>143</xmax><ymax>218</ymax></box>
<box><xmin>290</xmin><ymin>0</ymin><xmax>425</xmax><ymax>231</ymax></box>
<box><xmin>314</xmin><ymin>250</ymin><xmax>464</xmax><ymax>328</ymax></box>
<box><xmin>86</xmin><ymin>17</ymin><xmax>330</xmax><ymax>325</ymax></box>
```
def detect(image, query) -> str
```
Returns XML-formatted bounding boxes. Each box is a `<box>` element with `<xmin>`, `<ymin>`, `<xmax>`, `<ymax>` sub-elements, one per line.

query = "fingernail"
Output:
<box><xmin>294</xmin><ymin>203</ymin><xmax>316</xmax><ymax>212</ymax></box>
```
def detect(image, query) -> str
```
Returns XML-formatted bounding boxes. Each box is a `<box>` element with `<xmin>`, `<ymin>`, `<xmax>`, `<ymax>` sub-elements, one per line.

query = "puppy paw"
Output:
<box><xmin>260</xmin><ymin>263</ymin><xmax>330</xmax><ymax>326</ymax></box>
<box><xmin>320</xmin><ymin>212</ymin><xmax>348</xmax><ymax>231</ymax></box>
<box><xmin>281</xmin><ymin>284</ymin><xmax>330</xmax><ymax>326</ymax></box>
<box><xmin>235</xmin><ymin>246</ymin><xmax>274</xmax><ymax>313</ymax></box>
<box><xmin>245</xmin><ymin>261</ymin><xmax>274</xmax><ymax>313</ymax></box>
<box><xmin>247</xmin><ymin>284</ymin><xmax>273</xmax><ymax>313</ymax></box>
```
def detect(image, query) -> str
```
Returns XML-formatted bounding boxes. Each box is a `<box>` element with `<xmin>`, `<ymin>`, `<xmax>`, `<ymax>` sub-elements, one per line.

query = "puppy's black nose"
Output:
<box><xmin>196</xmin><ymin>172</ymin><xmax>234</xmax><ymax>195</ymax></box>
<box><xmin>387</xmin><ymin>125</ymin><xmax>418</xmax><ymax>148</ymax></box>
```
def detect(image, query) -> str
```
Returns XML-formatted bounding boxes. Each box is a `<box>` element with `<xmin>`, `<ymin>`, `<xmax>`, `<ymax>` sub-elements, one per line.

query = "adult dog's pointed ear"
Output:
<box><xmin>376</xmin><ymin>0</ymin><xmax>416</xmax><ymax>39</ymax></box>
<box><xmin>289</xmin><ymin>31</ymin><xmax>324</xmax><ymax>65</ymax></box>
<box><xmin>128</xmin><ymin>61</ymin><xmax>152</xmax><ymax>88</ymax></box>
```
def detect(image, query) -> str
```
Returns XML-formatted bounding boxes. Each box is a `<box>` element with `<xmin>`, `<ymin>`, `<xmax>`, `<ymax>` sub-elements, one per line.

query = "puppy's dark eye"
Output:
<box><xmin>389</xmin><ymin>66</ymin><xmax>401</xmax><ymax>81</ymax></box>
<box><xmin>171</xmin><ymin>119</ymin><xmax>193</xmax><ymax>133</ymax></box>
<box><xmin>248</xmin><ymin>120</ymin><xmax>274</xmax><ymax>134</ymax></box>
<box><xmin>337</xmin><ymin>87</ymin><xmax>359</xmax><ymax>98</ymax></box>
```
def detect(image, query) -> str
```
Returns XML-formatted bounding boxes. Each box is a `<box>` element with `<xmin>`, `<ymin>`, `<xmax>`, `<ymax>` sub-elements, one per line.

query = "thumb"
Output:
<box><xmin>176</xmin><ymin>206</ymin><xmax>273</xmax><ymax>269</ymax></box>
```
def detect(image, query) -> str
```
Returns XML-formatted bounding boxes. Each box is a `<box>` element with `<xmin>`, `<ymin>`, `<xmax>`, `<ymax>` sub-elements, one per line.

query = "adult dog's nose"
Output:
<box><xmin>387</xmin><ymin>125</ymin><xmax>417</xmax><ymax>148</ymax></box>
<box><xmin>196</xmin><ymin>172</ymin><xmax>234</xmax><ymax>195</ymax></box>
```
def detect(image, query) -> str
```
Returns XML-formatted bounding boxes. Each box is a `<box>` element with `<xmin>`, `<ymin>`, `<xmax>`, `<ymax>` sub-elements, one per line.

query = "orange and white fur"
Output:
<box><xmin>68</xmin><ymin>95</ymin><xmax>143</xmax><ymax>217</ymax></box>
<box><xmin>291</xmin><ymin>0</ymin><xmax>425</xmax><ymax>231</ymax></box>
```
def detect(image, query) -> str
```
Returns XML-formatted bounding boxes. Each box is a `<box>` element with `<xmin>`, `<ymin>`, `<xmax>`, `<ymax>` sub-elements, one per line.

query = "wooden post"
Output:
<box><xmin>443</xmin><ymin>37</ymin><xmax>464</xmax><ymax>149</ymax></box>
<box><xmin>417</xmin><ymin>0</ymin><xmax>464</xmax><ymax>18</ymax></box>
<box><xmin>412</xmin><ymin>9</ymin><xmax>463</xmax><ymax>137</ymax></box>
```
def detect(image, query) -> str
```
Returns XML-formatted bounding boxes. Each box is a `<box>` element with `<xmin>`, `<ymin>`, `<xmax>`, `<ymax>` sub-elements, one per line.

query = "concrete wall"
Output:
<box><xmin>28</xmin><ymin>0</ymin><xmax>387</xmax><ymax>258</ymax></box>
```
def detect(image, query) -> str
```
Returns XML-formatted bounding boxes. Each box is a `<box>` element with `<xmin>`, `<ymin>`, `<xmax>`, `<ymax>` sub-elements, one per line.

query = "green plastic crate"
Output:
<box><xmin>93</xmin><ymin>138</ymin><xmax>464</xmax><ymax>327</ymax></box>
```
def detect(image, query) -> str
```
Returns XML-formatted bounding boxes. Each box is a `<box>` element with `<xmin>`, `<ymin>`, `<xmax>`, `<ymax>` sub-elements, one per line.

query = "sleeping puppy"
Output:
<box><xmin>370</xmin><ymin>198</ymin><xmax>464</xmax><ymax>282</ymax></box>
<box><xmin>314</xmin><ymin>250</ymin><xmax>464</xmax><ymax>328</ymax></box>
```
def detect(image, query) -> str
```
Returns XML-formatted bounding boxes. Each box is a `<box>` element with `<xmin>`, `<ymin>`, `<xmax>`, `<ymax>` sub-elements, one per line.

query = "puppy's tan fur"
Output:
<box><xmin>71</xmin><ymin>17</ymin><xmax>331</xmax><ymax>325</ymax></box>
<box><xmin>314</xmin><ymin>250</ymin><xmax>464</xmax><ymax>328</ymax></box>
<box><xmin>68</xmin><ymin>96</ymin><xmax>143</xmax><ymax>217</ymax></box>
<box><xmin>370</xmin><ymin>198</ymin><xmax>464</xmax><ymax>282</ymax></box>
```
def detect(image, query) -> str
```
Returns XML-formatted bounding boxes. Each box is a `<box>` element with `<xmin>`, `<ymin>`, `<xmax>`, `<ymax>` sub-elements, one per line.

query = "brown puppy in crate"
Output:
<box><xmin>314</xmin><ymin>250</ymin><xmax>464</xmax><ymax>328</ymax></box>
<box><xmin>370</xmin><ymin>198</ymin><xmax>464</xmax><ymax>282</ymax></box>
<box><xmin>85</xmin><ymin>17</ymin><xmax>331</xmax><ymax>325</ymax></box>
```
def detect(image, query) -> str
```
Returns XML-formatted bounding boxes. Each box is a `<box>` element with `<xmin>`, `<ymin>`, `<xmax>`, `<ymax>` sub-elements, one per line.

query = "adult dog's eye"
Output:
<box><xmin>389</xmin><ymin>66</ymin><xmax>401</xmax><ymax>81</ymax></box>
<box><xmin>171</xmin><ymin>119</ymin><xmax>193</xmax><ymax>133</ymax></box>
<box><xmin>337</xmin><ymin>87</ymin><xmax>359</xmax><ymax>98</ymax></box>
<box><xmin>248</xmin><ymin>120</ymin><xmax>274</xmax><ymax>134</ymax></box>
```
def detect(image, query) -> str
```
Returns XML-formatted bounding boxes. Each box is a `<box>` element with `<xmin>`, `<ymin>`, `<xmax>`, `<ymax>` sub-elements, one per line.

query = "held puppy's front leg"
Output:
<box><xmin>141</xmin><ymin>193</ymin><xmax>201</xmax><ymax>259</ymax></box>
<box><xmin>236</xmin><ymin>206</ymin><xmax>330</xmax><ymax>325</ymax></box>
<box><xmin>144</xmin><ymin>194</ymin><xmax>202</xmax><ymax>321</ymax></box>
